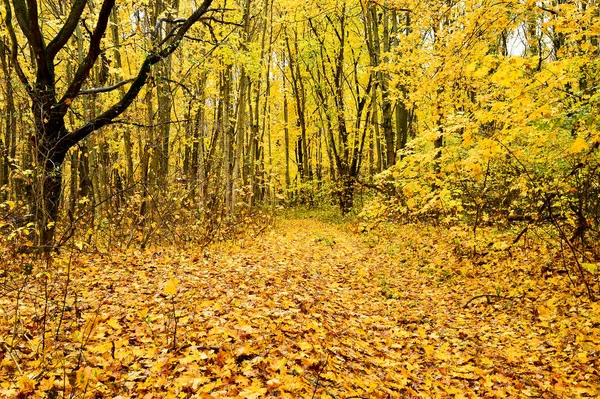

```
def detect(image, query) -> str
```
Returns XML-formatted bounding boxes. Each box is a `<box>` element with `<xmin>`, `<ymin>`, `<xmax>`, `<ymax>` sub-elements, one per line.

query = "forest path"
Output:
<box><xmin>5</xmin><ymin>218</ymin><xmax>598</xmax><ymax>398</ymax></box>
<box><xmin>189</xmin><ymin>217</ymin><xmax>597</xmax><ymax>398</ymax></box>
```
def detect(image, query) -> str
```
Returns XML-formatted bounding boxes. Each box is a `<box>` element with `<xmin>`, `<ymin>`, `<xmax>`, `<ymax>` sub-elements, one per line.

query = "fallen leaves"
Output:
<box><xmin>164</xmin><ymin>278</ymin><xmax>179</xmax><ymax>296</ymax></box>
<box><xmin>1</xmin><ymin>218</ymin><xmax>599</xmax><ymax>398</ymax></box>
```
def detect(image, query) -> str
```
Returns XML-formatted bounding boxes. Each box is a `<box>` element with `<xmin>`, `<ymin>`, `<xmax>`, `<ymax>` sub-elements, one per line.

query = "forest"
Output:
<box><xmin>0</xmin><ymin>0</ymin><xmax>599</xmax><ymax>397</ymax></box>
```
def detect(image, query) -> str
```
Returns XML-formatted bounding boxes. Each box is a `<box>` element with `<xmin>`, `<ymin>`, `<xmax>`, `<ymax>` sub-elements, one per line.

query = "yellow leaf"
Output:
<box><xmin>164</xmin><ymin>278</ymin><xmax>179</xmax><ymax>295</ymax></box>
<box><xmin>3</xmin><ymin>200</ymin><xmax>16</xmax><ymax>211</ymax></box>
<box><xmin>582</xmin><ymin>263</ymin><xmax>598</xmax><ymax>274</ymax></box>
<box><xmin>423</xmin><ymin>344</ymin><xmax>435</xmax><ymax>356</ymax></box>
<box><xmin>538</xmin><ymin>303</ymin><xmax>556</xmax><ymax>321</ymax></box>
<box><xmin>107</xmin><ymin>317</ymin><xmax>121</xmax><ymax>330</ymax></box>
<box><xmin>17</xmin><ymin>375</ymin><xmax>35</xmax><ymax>394</ymax></box>
<box><xmin>38</xmin><ymin>378</ymin><xmax>54</xmax><ymax>391</ymax></box>
<box><xmin>299</xmin><ymin>341</ymin><xmax>313</xmax><ymax>351</ymax></box>
<box><xmin>266</xmin><ymin>378</ymin><xmax>281</xmax><ymax>389</ymax></box>
<box><xmin>568</xmin><ymin>137</ymin><xmax>588</xmax><ymax>154</ymax></box>
<box><xmin>239</xmin><ymin>382</ymin><xmax>267</xmax><ymax>399</ymax></box>
<box><xmin>271</xmin><ymin>358</ymin><xmax>287</xmax><ymax>371</ymax></box>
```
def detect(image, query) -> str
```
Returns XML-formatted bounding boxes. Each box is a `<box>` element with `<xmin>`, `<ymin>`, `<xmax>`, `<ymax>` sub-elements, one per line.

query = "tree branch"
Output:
<box><xmin>537</xmin><ymin>5</ymin><xmax>559</xmax><ymax>16</ymax></box>
<box><xmin>11</xmin><ymin>0</ymin><xmax>33</xmax><ymax>41</ymax></box>
<box><xmin>57</xmin><ymin>0</ymin><xmax>115</xmax><ymax>115</ymax></box>
<box><xmin>47</xmin><ymin>0</ymin><xmax>87</xmax><ymax>60</ymax></box>
<box><xmin>25</xmin><ymin>0</ymin><xmax>54</xmax><ymax>83</ymax></box>
<box><xmin>63</xmin><ymin>0</ymin><xmax>215</xmax><ymax>149</ymax></box>
<box><xmin>153</xmin><ymin>17</ymin><xmax>187</xmax><ymax>39</ymax></box>
<box><xmin>2</xmin><ymin>0</ymin><xmax>32</xmax><ymax>93</ymax></box>
<box><xmin>463</xmin><ymin>294</ymin><xmax>526</xmax><ymax>308</ymax></box>
<box><xmin>78</xmin><ymin>78</ymin><xmax>135</xmax><ymax>95</ymax></box>
<box><xmin>105</xmin><ymin>119</ymin><xmax>191</xmax><ymax>128</ymax></box>
<box><xmin>199</xmin><ymin>16</ymin><xmax>242</xmax><ymax>27</ymax></box>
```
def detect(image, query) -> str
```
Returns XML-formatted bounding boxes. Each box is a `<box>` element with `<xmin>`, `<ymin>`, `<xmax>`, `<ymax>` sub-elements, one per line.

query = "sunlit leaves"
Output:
<box><xmin>567</xmin><ymin>137</ymin><xmax>589</xmax><ymax>154</ymax></box>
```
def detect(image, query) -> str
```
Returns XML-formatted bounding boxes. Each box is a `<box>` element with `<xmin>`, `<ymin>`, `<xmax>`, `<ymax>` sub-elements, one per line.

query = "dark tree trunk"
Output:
<box><xmin>338</xmin><ymin>175</ymin><xmax>355</xmax><ymax>215</ymax></box>
<box><xmin>0</xmin><ymin>42</ymin><xmax>16</xmax><ymax>199</ymax></box>
<box><xmin>34</xmin><ymin>116</ymin><xmax>71</xmax><ymax>250</ymax></box>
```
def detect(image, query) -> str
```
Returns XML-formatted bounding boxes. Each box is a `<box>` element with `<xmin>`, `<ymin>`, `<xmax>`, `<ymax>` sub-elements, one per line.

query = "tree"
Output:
<box><xmin>2</xmin><ymin>0</ymin><xmax>216</xmax><ymax>250</ymax></box>
<box><xmin>304</xmin><ymin>2</ymin><xmax>372</xmax><ymax>213</ymax></box>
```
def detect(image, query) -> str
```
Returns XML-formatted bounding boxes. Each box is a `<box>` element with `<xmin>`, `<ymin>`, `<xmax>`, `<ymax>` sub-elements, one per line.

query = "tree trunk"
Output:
<box><xmin>0</xmin><ymin>42</ymin><xmax>16</xmax><ymax>200</ymax></box>
<box><xmin>222</xmin><ymin>66</ymin><xmax>234</xmax><ymax>210</ymax></box>
<box><xmin>286</xmin><ymin>31</ymin><xmax>310</xmax><ymax>181</ymax></box>
<box><xmin>283</xmin><ymin>79</ymin><xmax>291</xmax><ymax>190</ymax></box>
<box><xmin>339</xmin><ymin>175</ymin><xmax>355</xmax><ymax>215</ymax></box>
<box><xmin>110</xmin><ymin>7</ymin><xmax>134</xmax><ymax>186</ymax></box>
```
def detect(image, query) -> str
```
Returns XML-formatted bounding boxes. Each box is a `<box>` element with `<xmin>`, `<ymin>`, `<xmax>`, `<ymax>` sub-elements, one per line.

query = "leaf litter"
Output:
<box><xmin>1</xmin><ymin>219</ymin><xmax>599</xmax><ymax>398</ymax></box>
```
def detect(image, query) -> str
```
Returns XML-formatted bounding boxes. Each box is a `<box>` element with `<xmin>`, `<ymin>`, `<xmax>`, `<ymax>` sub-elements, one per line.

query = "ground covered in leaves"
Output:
<box><xmin>1</xmin><ymin>218</ymin><xmax>599</xmax><ymax>398</ymax></box>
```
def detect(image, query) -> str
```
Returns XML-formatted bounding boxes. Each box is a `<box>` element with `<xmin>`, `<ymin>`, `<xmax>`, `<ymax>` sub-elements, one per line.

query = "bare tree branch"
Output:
<box><xmin>25</xmin><ymin>0</ymin><xmax>55</xmax><ymax>84</ymax></box>
<box><xmin>538</xmin><ymin>5</ymin><xmax>559</xmax><ymax>16</ymax></box>
<box><xmin>200</xmin><ymin>16</ymin><xmax>242</xmax><ymax>27</ymax></box>
<box><xmin>2</xmin><ymin>0</ymin><xmax>32</xmax><ymax>93</ymax></box>
<box><xmin>57</xmin><ymin>0</ymin><xmax>116</xmax><ymax>115</ymax></box>
<box><xmin>106</xmin><ymin>119</ymin><xmax>191</xmax><ymax>128</ymax></box>
<box><xmin>78</xmin><ymin>78</ymin><xmax>135</xmax><ymax>95</ymax></box>
<box><xmin>47</xmin><ymin>0</ymin><xmax>88</xmax><ymax>60</ymax></box>
<box><xmin>153</xmin><ymin>17</ymin><xmax>187</xmax><ymax>39</ymax></box>
<box><xmin>11</xmin><ymin>0</ymin><xmax>33</xmax><ymax>41</ymax></box>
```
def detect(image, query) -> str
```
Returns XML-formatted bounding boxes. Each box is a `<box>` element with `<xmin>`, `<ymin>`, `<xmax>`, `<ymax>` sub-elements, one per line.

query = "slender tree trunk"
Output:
<box><xmin>283</xmin><ymin>79</ymin><xmax>291</xmax><ymax>190</ymax></box>
<box><xmin>285</xmin><ymin>31</ymin><xmax>310</xmax><ymax>181</ymax></box>
<box><xmin>190</xmin><ymin>73</ymin><xmax>207</xmax><ymax>191</ymax></box>
<box><xmin>0</xmin><ymin>42</ymin><xmax>15</xmax><ymax>200</ymax></box>
<box><xmin>140</xmin><ymin>87</ymin><xmax>154</xmax><ymax>218</ymax></box>
<box><xmin>155</xmin><ymin>0</ymin><xmax>180</xmax><ymax>186</ymax></box>
<box><xmin>222</xmin><ymin>67</ymin><xmax>234</xmax><ymax>210</ymax></box>
<box><xmin>110</xmin><ymin>7</ymin><xmax>134</xmax><ymax>186</ymax></box>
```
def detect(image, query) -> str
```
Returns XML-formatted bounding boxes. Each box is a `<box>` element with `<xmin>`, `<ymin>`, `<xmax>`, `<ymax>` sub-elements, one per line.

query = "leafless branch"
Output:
<box><xmin>153</xmin><ymin>17</ymin><xmax>187</xmax><ymax>39</ymax></box>
<box><xmin>47</xmin><ymin>0</ymin><xmax>87</xmax><ymax>60</ymax></box>
<box><xmin>1</xmin><ymin>0</ymin><xmax>32</xmax><ymax>93</ymax></box>
<box><xmin>106</xmin><ymin>119</ymin><xmax>192</xmax><ymax>128</ymax></box>
<box><xmin>200</xmin><ymin>16</ymin><xmax>242</xmax><ymax>27</ymax></box>
<box><xmin>79</xmin><ymin>78</ymin><xmax>135</xmax><ymax>95</ymax></box>
<box><xmin>538</xmin><ymin>5</ymin><xmax>559</xmax><ymax>16</ymax></box>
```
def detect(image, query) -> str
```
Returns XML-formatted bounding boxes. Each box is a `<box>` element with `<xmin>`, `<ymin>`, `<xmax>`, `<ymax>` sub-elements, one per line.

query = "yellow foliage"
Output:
<box><xmin>567</xmin><ymin>137</ymin><xmax>589</xmax><ymax>154</ymax></box>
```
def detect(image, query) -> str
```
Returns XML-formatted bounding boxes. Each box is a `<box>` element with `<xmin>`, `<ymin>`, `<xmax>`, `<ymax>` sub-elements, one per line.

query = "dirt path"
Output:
<box><xmin>2</xmin><ymin>218</ymin><xmax>598</xmax><ymax>398</ymax></box>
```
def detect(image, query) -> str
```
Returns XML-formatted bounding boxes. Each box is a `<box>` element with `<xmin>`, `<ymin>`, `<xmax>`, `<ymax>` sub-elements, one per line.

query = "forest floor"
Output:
<box><xmin>1</xmin><ymin>217</ymin><xmax>599</xmax><ymax>398</ymax></box>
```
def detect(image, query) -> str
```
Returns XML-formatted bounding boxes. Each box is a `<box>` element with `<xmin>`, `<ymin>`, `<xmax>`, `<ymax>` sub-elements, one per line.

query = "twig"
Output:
<box><xmin>463</xmin><ymin>294</ymin><xmax>526</xmax><ymax>308</ymax></box>
<box><xmin>106</xmin><ymin>119</ymin><xmax>191</xmax><ymax>128</ymax></box>
<box><xmin>55</xmin><ymin>250</ymin><xmax>73</xmax><ymax>341</ymax></box>
<box><xmin>311</xmin><ymin>354</ymin><xmax>329</xmax><ymax>399</ymax></box>
<box><xmin>511</xmin><ymin>225</ymin><xmax>529</xmax><ymax>246</ymax></box>
<box><xmin>171</xmin><ymin>298</ymin><xmax>178</xmax><ymax>350</ymax></box>
<box><xmin>2</xmin><ymin>342</ymin><xmax>23</xmax><ymax>375</ymax></box>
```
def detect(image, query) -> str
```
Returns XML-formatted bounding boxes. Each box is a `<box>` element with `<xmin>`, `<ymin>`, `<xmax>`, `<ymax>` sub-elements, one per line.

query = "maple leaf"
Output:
<box><xmin>164</xmin><ymin>278</ymin><xmax>179</xmax><ymax>295</ymax></box>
